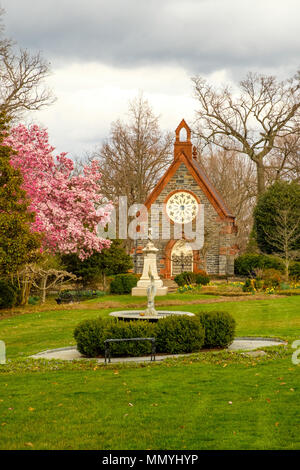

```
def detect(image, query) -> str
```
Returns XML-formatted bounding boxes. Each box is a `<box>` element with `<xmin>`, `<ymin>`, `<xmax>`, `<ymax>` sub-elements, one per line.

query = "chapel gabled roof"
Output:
<box><xmin>144</xmin><ymin>121</ymin><xmax>235</xmax><ymax>221</ymax></box>
<box><xmin>190</xmin><ymin>158</ymin><xmax>235</xmax><ymax>218</ymax></box>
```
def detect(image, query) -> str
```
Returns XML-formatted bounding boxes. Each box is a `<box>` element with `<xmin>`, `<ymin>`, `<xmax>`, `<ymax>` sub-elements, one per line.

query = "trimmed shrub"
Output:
<box><xmin>175</xmin><ymin>271</ymin><xmax>210</xmax><ymax>286</ymax></box>
<box><xmin>174</xmin><ymin>273</ymin><xmax>183</xmax><ymax>286</ymax></box>
<box><xmin>74</xmin><ymin>314</ymin><xmax>206</xmax><ymax>357</ymax></box>
<box><xmin>105</xmin><ymin>320</ymin><xmax>155</xmax><ymax>356</ymax></box>
<box><xmin>195</xmin><ymin>273</ymin><xmax>210</xmax><ymax>285</ymax></box>
<box><xmin>234</xmin><ymin>253</ymin><xmax>284</xmax><ymax>276</ymax></box>
<box><xmin>0</xmin><ymin>279</ymin><xmax>17</xmax><ymax>309</ymax></box>
<box><xmin>74</xmin><ymin>317</ymin><xmax>154</xmax><ymax>357</ymax></box>
<box><xmin>74</xmin><ymin>317</ymin><xmax>110</xmax><ymax>357</ymax></box>
<box><xmin>155</xmin><ymin>315</ymin><xmax>205</xmax><ymax>354</ymax></box>
<box><xmin>198</xmin><ymin>311</ymin><xmax>236</xmax><ymax>348</ymax></box>
<box><xmin>110</xmin><ymin>274</ymin><xmax>138</xmax><ymax>294</ymax></box>
<box><xmin>174</xmin><ymin>271</ymin><xmax>196</xmax><ymax>286</ymax></box>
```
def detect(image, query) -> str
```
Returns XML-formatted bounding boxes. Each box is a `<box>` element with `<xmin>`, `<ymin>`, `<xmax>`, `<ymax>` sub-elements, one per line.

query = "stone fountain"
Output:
<box><xmin>110</xmin><ymin>237</ymin><xmax>194</xmax><ymax>322</ymax></box>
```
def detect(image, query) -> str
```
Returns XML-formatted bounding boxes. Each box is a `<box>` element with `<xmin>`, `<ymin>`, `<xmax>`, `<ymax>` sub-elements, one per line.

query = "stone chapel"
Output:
<box><xmin>133</xmin><ymin>119</ymin><xmax>238</xmax><ymax>278</ymax></box>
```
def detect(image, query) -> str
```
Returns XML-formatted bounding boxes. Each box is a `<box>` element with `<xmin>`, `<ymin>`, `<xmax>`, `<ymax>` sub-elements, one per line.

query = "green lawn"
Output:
<box><xmin>0</xmin><ymin>294</ymin><xmax>299</xmax><ymax>358</ymax></box>
<box><xmin>0</xmin><ymin>353</ymin><xmax>299</xmax><ymax>450</ymax></box>
<box><xmin>0</xmin><ymin>293</ymin><xmax>299</xmax><ymax>450</ymax></box>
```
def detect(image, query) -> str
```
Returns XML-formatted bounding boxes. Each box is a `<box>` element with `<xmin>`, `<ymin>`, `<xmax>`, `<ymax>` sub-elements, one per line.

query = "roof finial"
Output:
<box><xmin>174</xmin><ymin>119</ymin><xmax>193</xmax><ymax>160</ymax></box>
<box><xmin>175</xmin><ymin>119</ymin><xmax>191</xmax><ymax>142</ymax></box>
<box><xmin>192</xmin><ymin>146</ymin><xmax>198</xmax><ymax>160</ymax></box>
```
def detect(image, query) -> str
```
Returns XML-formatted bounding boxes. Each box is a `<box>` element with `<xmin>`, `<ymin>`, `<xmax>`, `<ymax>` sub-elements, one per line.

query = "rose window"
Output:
<box><xmin>166</xmin><ymin>191</ymin><xmax>198</xmax><ymax>224</ymax></box>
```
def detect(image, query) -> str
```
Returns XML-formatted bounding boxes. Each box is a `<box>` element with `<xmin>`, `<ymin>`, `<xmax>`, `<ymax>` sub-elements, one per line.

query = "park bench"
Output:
<box><xmin>104</xmin><ymin>337</ymin><xmax>156</xmax><ymax>364</ymax></box>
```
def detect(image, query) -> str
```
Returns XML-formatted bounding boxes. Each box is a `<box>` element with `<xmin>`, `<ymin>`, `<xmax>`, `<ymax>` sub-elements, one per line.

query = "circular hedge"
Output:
<box><xmin>198</xmin><ymin>311</ymin><xmax>236</xmax><ymax>348</ymax></box>
<box><xmin>74</xmin><ymin>317</ymin><xmax>109</xmax><ymax>357</ymax></box>
<box><xmin>74</xmin><ymin>311</ymin><xmax>235</xmax><ymax>357</ymax></box>
<box><xmin>154</xmin><ymin>315</ymin><xmax>205</xmax><ymax>354</ymax></box>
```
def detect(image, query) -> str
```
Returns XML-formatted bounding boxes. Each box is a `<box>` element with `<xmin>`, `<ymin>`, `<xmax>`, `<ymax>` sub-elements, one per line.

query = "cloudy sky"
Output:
<box><xmin>1</xmin><ymin>0</ymin><xmax>299</xmax><ymax>157</ymax></box>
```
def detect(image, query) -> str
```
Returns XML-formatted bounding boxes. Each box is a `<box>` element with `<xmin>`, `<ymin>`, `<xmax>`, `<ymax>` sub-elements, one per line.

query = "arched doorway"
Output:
<box><xmin>171</xmin><ymin>240</ymin><xmax>193</xmax><ymax>276</ymax></box>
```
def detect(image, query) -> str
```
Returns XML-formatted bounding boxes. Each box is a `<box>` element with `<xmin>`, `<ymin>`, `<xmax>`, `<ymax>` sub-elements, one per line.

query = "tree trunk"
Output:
<box><xmin>103</xmin><ymin>273</ymin><xmax>107</xmax><ymax>291</ymax></box>
<box><xmin>284</xmin><ymin>258</ymin><xmax>289</xmax><ymax>282</ymax></box>
<box><xmin>21</xmin><ymin>275</ymin><xmax>32</xmax><ymax>305</ymax></box>
<box><xmin>41</xmin><ymin>276</ymin><xmax>48</xmax><ymax>303</ymax></box>
<box><xmin>256</xmin><ymin>159</ymin><xmax>265</xmax><ymax>196</ymax></box>
<box><xmin>284</xmin><ymin>244</ymin><xmax>290</xmax><ymax>282</ymax></box>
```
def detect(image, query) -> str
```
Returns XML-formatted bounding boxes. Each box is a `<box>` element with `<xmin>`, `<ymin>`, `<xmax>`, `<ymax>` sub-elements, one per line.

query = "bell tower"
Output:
<box><xmin>174</xmin><ymin>119</ymin><xmax>192</xmax><ymax>160</ymax></box>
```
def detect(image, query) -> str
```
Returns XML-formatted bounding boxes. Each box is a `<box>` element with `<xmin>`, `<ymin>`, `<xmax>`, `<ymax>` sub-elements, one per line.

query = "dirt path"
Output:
<box><xmin>73</xmin><ymin>294</ymin><xmax>286</xmax><ymax>310</ymax></box>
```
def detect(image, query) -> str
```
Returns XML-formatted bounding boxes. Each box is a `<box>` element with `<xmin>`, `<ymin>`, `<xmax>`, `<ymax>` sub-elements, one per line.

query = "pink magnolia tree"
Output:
<box><xmin>5</xmin><ymin>124</ymin><xmax>112</xmax><ymax>259</ymax></box>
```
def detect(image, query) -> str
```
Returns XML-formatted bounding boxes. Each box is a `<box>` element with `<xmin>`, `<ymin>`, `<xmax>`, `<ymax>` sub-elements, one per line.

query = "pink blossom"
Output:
<box><xmin>4</xmin><ymin>124</ymin><xmax>112</xmax><ymax>259</ymax></box>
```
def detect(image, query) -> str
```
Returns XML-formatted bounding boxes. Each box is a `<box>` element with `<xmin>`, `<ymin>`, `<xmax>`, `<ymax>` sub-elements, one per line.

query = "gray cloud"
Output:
<box><xmin>1</xmin><ymin>0</ymin><xmax>299</xmax><ymax>78</ymax></box>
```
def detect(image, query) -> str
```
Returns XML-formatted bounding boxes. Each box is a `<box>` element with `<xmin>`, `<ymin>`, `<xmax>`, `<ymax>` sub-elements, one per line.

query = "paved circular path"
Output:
<box><xmin>30</xmin><ymin>337</ymin><xmax>286</xmax><ymax>364</ymax></box>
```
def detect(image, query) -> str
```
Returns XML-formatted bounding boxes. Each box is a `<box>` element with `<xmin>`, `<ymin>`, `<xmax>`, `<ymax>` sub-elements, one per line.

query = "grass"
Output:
<box><xmin>0</xmin><ymin>292</ymin><xmax>299</xmax><ymax>450</ymax></box>
<box><xmin>0</xmin><ymin>352</ymin><xmax>299</xmax><ymax>450</ymax></box>
<box><xmin>0</xmin><ymin>294</ymin><xmax>299</xmax><ymax>358</ymax></box>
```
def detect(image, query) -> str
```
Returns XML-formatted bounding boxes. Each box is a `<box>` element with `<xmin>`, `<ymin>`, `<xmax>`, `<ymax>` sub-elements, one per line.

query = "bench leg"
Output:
<box><xmin>151</xmin><ymin>342</ymin><xmax>156</xmax><ymax>361</ymax></box>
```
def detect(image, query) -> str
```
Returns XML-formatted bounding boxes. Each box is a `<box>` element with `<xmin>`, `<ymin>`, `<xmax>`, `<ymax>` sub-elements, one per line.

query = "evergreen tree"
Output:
<box><xmin>253</xmin><ymin>181</ymin><xmax>300</xmax><ymax>279</ymax></box>
<box><xmin>61</xmin><ymin>239</ymin><xmax>133</xmax><ymax>288</ymax></box>
<box><xmin>0</xmin><ymin>114</ymin><xmax>41</xmax><ymax>277</ymax></box>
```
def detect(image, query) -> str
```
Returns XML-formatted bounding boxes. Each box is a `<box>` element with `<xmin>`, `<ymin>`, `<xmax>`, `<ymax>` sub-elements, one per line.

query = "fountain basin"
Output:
<box><xmin>109</xmin><ymin>310</ymin><xmax>195</xmax><ymax>322</ymax></box>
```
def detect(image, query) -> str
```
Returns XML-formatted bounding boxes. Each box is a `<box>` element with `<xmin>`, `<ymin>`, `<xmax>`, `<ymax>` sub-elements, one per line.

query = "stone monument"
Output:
<box><xmin>144</xmin><ymin>267</ymin><xmax>157</xmax><ymax>315</ymax></box>
<box><xmin>132</xmin><ymin>229</ymin><xmax>168</xmax><ymax>296</ymax></box>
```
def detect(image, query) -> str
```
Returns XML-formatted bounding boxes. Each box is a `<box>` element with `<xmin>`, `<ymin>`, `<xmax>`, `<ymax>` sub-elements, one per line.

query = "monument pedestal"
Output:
<box><xmin>132</xmin><ymin>239</ymin><xmax>168</xmax><ymax>297</ymax></box>
<box><xmin>132</xmin><ymin>286</ymin><xmax>168</xmax><ymax>296</ymax></box>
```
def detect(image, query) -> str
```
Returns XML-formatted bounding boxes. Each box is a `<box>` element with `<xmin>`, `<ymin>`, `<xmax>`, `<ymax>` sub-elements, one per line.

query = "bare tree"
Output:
<box><xmin>20</xmin><ymin>264</ymin><xmax>78</xmax><ymax>303</ymax></box>
<box><xmin>198</xmin><ymin>148</ymin><xmax>257</xmax><ymax>251</ymax></box>
<box><xmin>265</xmin><ymin>134</ymin><xmax>300</xmax><ymax>184</ymax></box>
<box><xmin>92</xmin><ymin>95</ymin><xmax>173</xmax><ymax>206</ymax></box>
<box><xmin>0</xmin><ymin>8</ymin><xmax>55</xmax><ymax>118</ymax></box>
<box><xmin>192</xmin><ymin>71</ymin><xmax>300</xmax><ymax>196</ymax></box>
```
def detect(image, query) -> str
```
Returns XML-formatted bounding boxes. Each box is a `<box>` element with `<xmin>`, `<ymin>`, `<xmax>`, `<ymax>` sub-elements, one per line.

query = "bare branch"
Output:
<box><xmin>197</xmin><ymin>148</ymin><xmax>256</xmax><ymax>251</ymax></box>
<box><xmin>192</xmin><ymin>70</ymin><xmax>300</xmax><ymax>194</ymax></box>
<box><xmin>0</xmin><ymin>10</ymin><xmax>55</xmax><ymax>118</ymax></box>
<box><xmin>19</xmin><ymin>264</ymin><xmax>79</xmax><ymax>303</ymax></box>
<box><xmin>75</xmin><ymin>94</ymin><xmax>173</xmax><ymax>207</ymax></box>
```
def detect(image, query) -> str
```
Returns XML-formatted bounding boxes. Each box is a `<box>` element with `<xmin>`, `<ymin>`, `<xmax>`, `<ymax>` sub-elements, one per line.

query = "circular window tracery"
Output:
<box><xmin>166</xmin><ymin>191</ymin><xmax>198</xmax><ymax>224</ymax></box>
